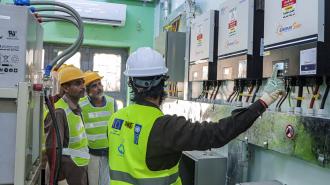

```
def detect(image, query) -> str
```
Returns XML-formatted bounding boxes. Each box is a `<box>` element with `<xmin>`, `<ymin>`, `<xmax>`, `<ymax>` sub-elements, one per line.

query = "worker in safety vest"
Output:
<box><xmin>80</xmin><ymin>71</ymin><xmax>116</xmax><ymax>185</ymax></box>
<box><xmin>107</xmin><ymin>47</ymin><xmax>285</xmax><ymax>185</ymax></box>
<box><xmin>44</xmin><ymin>66</ymin><xmax>89</xmax><ymax>185</ymax></box>
<box><xmin>42</xmin><ymin>64</ymin><xmax>74</xmax><ymax>185</ymax></box>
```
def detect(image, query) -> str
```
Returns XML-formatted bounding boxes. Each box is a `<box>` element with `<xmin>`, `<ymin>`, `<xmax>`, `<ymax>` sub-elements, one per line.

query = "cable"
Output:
<box><xmin>278</xmin><ymin>79</ymin><xmax>290</xmax><ymax>109</ymax></box>
<box><xmin>320</xmin><ymin>85</ymin><xmax>330</xmax><ymax>109</ymax></box>
<box><xmin>227</xmin><ymin>86</ymin><xmax>236</xmax><ymax>102</ymax></box>
<box><xmin>288</xmin><ymin>85</ymin><xmax>293</xmax><ymax>107</ymax></box>
<box><xmin>309</xmin><ymin>85</ymin><xmax>320</xmax><ymax>109</ymax></box>
<box><xmin>30</xmin><ymin>1</ymin><xmax>84</xmax><ymax>70</ymax></box>
<box><xmin>40</xmin><ymin>15</ymin><xmax>79</xmax><ymax>27</ymax></box>
<box><xmin>209</xmin><ymin>81</ymin><xmax>217</xmax><ymax>100</ymax></box>
<box><xmin>44</xmin><ymin>92</ymin><xmax>62</xmax><ymax>185</ymax></box>
<box><xmin>238</xmin><ymin>80</ymin><xmax>244</xmax><ymax>102</ymax></box>
<box><xmin>296</xmin><ymin>83</ymin><xmax>304</xmax><ymax>108</ymax></box>
<box><xmin>251</xmin><ymin>80</ymin><xmax>261</xmax><ymax>103</ymax></box>
<box><xmin>245</xmin><ymin>83</ymin><xmax>254</xmax><ymax>103</ymax></box>
<box><xmin>213</xmin><ymin>81</ymin><xmax>221</xmax><ymax>100</ymax></box>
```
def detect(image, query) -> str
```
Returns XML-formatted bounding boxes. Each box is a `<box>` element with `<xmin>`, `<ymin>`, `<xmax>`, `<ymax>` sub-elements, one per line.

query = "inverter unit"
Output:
<box><xmin>55</xmin><ymin>0</ymin><xmax>127</xmax><ymax>26</ymax></box>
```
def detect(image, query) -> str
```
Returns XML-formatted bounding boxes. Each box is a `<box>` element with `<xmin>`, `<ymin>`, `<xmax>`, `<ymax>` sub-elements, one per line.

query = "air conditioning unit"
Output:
<box><xmin>55</xmin><ymin>0</ymin><xmax>127</xmax><ymax>26</ymax></box>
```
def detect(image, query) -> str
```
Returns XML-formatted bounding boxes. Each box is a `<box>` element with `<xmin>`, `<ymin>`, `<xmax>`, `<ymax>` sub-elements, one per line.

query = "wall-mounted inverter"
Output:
<box><xmin>262</xmin><ymin>0</ymin><xmax>330</xmax><ymax>78</ymax></box>
<box><xmin>217</xmin><ymin>0</ymin><xmax>264</xmax><ymax>81</ymax></box>
<box><xmin>189</xmin><ymin>10</ymin><xmax>219</xmax><ymax>81</ymax></box>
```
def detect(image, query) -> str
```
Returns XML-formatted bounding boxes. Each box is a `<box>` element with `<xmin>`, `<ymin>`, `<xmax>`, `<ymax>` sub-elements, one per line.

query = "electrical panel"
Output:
<box><xmin>217</xmin><ymin>0</ymin><xmax>264</xmax><ymax>80</ymax></box>
<box><xmin>262</xmin><ymin>0</ymin><xmax>330</xmax><ymax>78</ymax></box>
<box><xmin>0</xmin><ymin>5</ymin><xmax>43</xmax><ymax>88</ymax></box>
<box><xmin>154</xmin><ymin>31</ymin><xmax>186</xmax><ymax>82</ymax></box>
<box><xmin>189</xmin><ymin>10</ymin><xmax>219</xmax><ymax>81</ymax></box>
<box><xmin>0</xmin><ymin>4</ymin><xmax>43</xmax><ymax>184</ymax></box>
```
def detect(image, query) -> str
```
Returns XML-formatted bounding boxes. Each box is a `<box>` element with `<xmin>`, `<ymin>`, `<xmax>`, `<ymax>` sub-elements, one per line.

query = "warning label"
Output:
<box><xmin>282</xmin><ymin>0</ymin><xmax>296</xmax><ymax>19</ymax></box>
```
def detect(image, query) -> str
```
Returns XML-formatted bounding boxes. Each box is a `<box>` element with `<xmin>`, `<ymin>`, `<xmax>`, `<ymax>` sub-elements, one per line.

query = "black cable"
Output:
<box><xmin>320</xmin><ymin>85</ymin><xmax>330</xmax><ymax>109</ymax></box>
<box><xmin>44</xmin><ymin>93</ymin><xmax>62</xmax><ymax>185</ymax></box>
<box><xmin>227</xmin><ymin>86</ymin><xmax>236</xmax><ymax>102</ymax></box>
<box><xmin>297</xmin><ymin>84</ymin><xmax>304</xmax><ymax>108</ymax></box>
<box><xmin>251</xmin><ymin>80</ymin><xmax>261</xmax><ymax>103</ymax></box>
<box><xmin>213</xmin><ymin>81</ymin><xmax>221</xmax><ymax>100</ymax></box>
<box><xmin>278</xmin><ymin>84</ymin><xmax>290</xmax><ymax>109</ymax></box>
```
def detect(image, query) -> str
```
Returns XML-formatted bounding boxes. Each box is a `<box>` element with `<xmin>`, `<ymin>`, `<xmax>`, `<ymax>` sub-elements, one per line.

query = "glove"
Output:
<box><xmin>260</xmin><ymin>65</ymin><xmax>285</xmax><ymax>106</ymax></box>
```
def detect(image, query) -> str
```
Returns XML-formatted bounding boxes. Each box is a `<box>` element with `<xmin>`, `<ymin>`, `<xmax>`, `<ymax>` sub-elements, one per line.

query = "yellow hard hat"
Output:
<box><xmin>84</xmin><ymin>70</ymin><xmax>103</xmax><ymax>86</ymax></box>
<box><xmin>58</xmin><ymin>66</ymin><xmax>84</xmax><ymax>85</ymax></box>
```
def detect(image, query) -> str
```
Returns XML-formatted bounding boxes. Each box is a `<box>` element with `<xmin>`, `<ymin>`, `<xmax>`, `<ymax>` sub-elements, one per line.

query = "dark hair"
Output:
<box><xmin>128</xmin><ymin>76</ymin><xmax>167</xmax><ymax>104</ymax></box>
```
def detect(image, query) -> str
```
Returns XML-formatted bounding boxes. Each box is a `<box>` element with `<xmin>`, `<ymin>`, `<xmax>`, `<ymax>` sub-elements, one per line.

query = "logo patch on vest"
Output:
<box><xmin>124</xmin><ymin>121</ymin><xmax>134</xmax><ymax>129</ymax></box>
<box><xmin>112</xmin><ymin>119</ymin><xmax>124</xmax><ymax>130</ymax></box>
<box><xmin>134</xmin><ymin>124</ymin><xmax>142</xmax><ymax>145</ymax></box>
<box><xmin>117</xmin><ymin>144</ymin><xmax>125</xmax><ymax>156</ymax></box>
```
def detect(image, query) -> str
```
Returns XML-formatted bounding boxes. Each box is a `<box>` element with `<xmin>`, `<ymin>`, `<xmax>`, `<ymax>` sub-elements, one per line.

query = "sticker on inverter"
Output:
<box><xmin>300</xmin><ymin>48</ymin><xmax>316</xmax><ymax>75</ymax></box>
<box><xmin>282</xmin><ymin>0</ymin><xmax>296</xmax><ymax>19</ymax></box>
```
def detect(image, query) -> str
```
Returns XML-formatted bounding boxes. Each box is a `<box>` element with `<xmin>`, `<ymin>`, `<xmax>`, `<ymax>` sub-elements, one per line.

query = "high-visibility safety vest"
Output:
<box><xmin>80</xmin><ymin>96</ymin><xmax>115</xmax><ymax>149</ymax></box>
<box><xmin>55</xmin><ymin>98</ymin><xmax>90</xmax><ymax>166</ymax></box>
<box><xmin>108</xmin><ymin>104</ymin><xmax>181</xmax><ymax>185</ymax></box>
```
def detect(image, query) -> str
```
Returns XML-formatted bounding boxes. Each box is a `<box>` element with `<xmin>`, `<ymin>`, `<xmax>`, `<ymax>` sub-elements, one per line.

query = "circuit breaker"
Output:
<box><xmin>217</xmin><ymin>0</ymin><xmax>264</xmax><ymax>81</ymax></box>
<box><xmin>262</xmin><ymin>0</ymin><xmax>330</xmax><ymax>78</ymax></box>
<box><xmin>189</xmin><ymin>10</ymin><xmax>219</xmax><ymax>81</ymax></box>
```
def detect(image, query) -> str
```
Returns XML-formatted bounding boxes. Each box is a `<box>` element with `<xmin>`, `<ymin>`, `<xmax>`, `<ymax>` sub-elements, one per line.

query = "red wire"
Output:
<box><xmin>49</xmin><ymin>96</ymin><xmax>56</xmax><ymax>185</ymax></box>
<box><xmin>309</xmin><ymin>85</ymin><xmax>319</xmax><ymax>109</ymax></box>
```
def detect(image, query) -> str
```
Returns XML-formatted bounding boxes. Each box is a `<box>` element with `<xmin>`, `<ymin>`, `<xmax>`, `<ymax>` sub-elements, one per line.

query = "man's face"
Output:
<box><xmin>87</xmin><ymin>79</ymin><xmax>104</xmax><ymax>99</ymax></box>
<box><xmin>63</xmin><ymin>78</ymin><xmax>85</xmax><ymax>99</ymax></box>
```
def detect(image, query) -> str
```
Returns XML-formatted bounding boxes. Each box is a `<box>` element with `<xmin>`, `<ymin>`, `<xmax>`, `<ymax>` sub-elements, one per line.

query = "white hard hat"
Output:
<box><xmin>124</xmin><ymin>47</ymin><xmax>168</xmax><ymax>77</ymax></box>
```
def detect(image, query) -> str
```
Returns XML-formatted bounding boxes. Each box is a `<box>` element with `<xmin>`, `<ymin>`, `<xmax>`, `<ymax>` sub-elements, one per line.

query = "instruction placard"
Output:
<box><xmin>300</xmin><ymin>48</ymin><xmax>316</xmax><ymax>75</ymax></box>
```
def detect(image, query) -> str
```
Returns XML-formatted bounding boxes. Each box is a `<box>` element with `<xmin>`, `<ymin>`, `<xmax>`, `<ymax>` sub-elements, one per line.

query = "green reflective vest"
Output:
<box><xmin>80</xmin><ymin>96</ymin><xmax>115</xmax><ymax>149</ymax></box>
<box><xmin>55</xmin><ymin>98</ymin><xmax>90</xmax><ymax>166</ymax></box>
<box><xmin>108</xmin><ymin>104</ymin><xmax>181</xmax><ymax>185</ymax></box>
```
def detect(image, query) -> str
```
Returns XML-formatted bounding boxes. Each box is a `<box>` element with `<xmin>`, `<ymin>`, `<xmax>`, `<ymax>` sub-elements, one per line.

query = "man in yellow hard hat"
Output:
<box><xmin>44</xmin><ymin>66</ymin><xmax>89</xmax><ymax>185</ymax></box>
<box><xmin>80</xmin><ymin>71</ymin><xmax>116</xmax><ymax>185</ymax></box>
<box><xmin>42</xmin><ymin>64</ymin><xmax>75</xmax><ymax>184</ymax></box>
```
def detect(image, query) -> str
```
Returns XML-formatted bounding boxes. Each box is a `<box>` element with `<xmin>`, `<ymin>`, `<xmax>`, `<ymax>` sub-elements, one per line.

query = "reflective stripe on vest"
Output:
<box><xmin>87</xmin><ymin>133</ymin><xmax>107</xmax><ymax>141</ymax></box>
<box><xmin>80</xmin><ymin>96</ymin><xmax>114</xmax><ymax>149</ymax></box>
<box><xmin>88</xmin><ymin>111</ymin><xmax>111</xmax><ymax>118</ymax></box>
<box><xmin>110</xmin><ymin>170</ymin><xmax>179</xmax><ymax>185</ymax></box>
<box><xmin>108</xmin><ymin>104</ymin><xmax>180</xmax><ymax>185</ymax></box>
<box><xmin>84</xmin><ymin>121</ymin><xmax>108</xmax><ymax>129</ymax></box>
<box><xmin>69</xmin><ymin>131</ymin><xmax>87</xmax><ymax>144</ymax></box>
<box><xmin>62</xmin><ymin>148</ymin><xmax>90</xmax><ymax>159</ymax></box>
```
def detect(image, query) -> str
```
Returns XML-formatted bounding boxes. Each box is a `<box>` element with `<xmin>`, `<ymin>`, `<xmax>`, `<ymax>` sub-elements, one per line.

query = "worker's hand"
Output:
<box><xmin>260</xmin><ymin>65</ymin><xmax>285</xmax><ymax>106</ymax></box>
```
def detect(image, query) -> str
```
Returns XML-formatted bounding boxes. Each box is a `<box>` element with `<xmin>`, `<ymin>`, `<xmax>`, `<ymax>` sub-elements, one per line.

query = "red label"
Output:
<box><xmin>197</xmin><ymin>34</ymin><xmax>203</xmax><ymax>41</ymax></box>
<box><xmin>228</xmin><ymin>20</ymin><xmax>237</xmax><ymax>29</ymax></box>
<box><xmin>282</xmin><ymin>0</ymin><xmax>296</xmax><ymax>8</ymax></box>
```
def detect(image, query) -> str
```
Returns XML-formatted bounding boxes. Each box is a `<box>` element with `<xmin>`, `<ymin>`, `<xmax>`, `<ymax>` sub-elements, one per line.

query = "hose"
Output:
<box><xmin>31</xmin><ymin>1</ymin><xmax>84</xmax><ymax>70</ymax></box>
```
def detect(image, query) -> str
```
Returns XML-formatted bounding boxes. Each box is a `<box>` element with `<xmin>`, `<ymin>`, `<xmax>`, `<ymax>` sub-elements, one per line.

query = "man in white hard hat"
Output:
<box><xmin>107</xmin><ymin>47</ymin><xmax>285</xmax><ymax>185</ymax></box>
